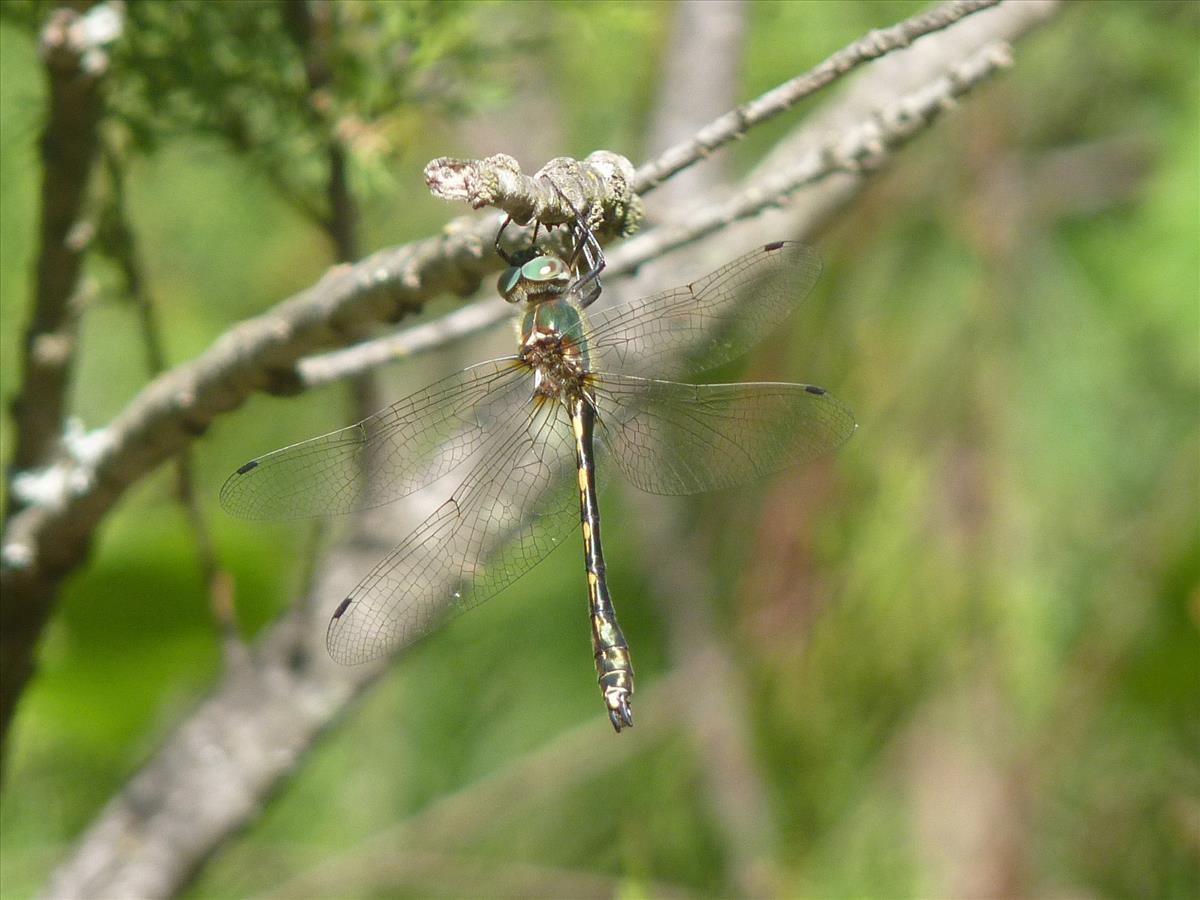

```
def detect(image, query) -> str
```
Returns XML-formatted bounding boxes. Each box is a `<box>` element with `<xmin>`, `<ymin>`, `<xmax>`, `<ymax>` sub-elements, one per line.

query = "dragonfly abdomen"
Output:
<box><xmin>569</xmin><ymin>395</ymin><xmax>634</xmax><ymax>731</ymax></box>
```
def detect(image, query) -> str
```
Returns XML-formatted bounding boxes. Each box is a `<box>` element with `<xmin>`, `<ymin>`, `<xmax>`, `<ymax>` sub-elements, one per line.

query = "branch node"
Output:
<box><xmin>424</xmin><ymin>151</ymin><xmax>643</xmax><ymax>238</ymax></box>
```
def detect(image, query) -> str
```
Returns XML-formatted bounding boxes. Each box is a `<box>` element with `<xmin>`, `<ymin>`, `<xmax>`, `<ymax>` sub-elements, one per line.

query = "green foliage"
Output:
<box><xmin>107</xmin><ymin>0</ymin><xmax>502</xmax><ymax>216</ymax></box>
<box><xmin>2</xmin><ymin>2</ymin><xmax>1198</xmax><ymax>899</ymax></box>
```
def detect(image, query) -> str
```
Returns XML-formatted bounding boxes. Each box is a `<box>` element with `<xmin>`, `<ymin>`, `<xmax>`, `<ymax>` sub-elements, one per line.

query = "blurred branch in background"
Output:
<box><xmin>95</xmin><ymin>135</ymin><xmax>245</xmax><ymax>661</ymax></box>
<box><xmin>29</xmin><ymin>2</ymin><xmax>1063</xmax><ymax>897</ymax></box>
<box><xmin>0</xmin><ymin>2</ymin><xmax>119</xmax><ymax>765</ymax></box>
<box><xmin>5</xmin><ymin>4</ymin><xmax>116</xmax><ymax>472</ymax></box>
<box><xmin>632</xmin><ymin>0</ymin><xmax>1000</xmax><ymax>192</ymax></box>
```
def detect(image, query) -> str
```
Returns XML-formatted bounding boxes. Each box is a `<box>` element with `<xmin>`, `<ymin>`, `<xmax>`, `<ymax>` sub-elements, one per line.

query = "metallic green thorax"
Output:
<box><xmin>519</xmin><ymin>300</ymin><xmax>590</xmax><ymax>368</ymax></box>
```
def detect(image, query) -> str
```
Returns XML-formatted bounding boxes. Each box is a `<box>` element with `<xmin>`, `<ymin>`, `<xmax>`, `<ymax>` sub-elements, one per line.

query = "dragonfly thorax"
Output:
<box><xmin>520</xmin><ymin>299</ymin><xmax>590</xmax><ymax>402</ymax></box>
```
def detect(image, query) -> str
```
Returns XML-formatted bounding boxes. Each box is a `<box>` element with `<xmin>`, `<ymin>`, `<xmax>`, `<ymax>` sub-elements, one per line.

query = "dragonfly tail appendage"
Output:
<box><xmin>596</xmin><ymin>642</ymin><xmax>635</xmax><ymax>731</ymax></box>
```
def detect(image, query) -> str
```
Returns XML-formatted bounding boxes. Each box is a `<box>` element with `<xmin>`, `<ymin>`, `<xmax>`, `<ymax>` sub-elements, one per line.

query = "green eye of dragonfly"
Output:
<box><xmin>521</xmin><ymin>256</ymin><xmax>564</xmax><ymax>281</ymax></box>
<box><xmin>498</xmin><ymin>266</ymin><xmax>521</xmax><ymax>297</ymax></box>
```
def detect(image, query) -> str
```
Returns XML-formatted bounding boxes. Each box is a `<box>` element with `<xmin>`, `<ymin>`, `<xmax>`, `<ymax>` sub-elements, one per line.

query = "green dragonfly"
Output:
<box><xmin>220</xmin><ymin>218</ymin><xmax>855</xmax><ymax>730</ymax></box>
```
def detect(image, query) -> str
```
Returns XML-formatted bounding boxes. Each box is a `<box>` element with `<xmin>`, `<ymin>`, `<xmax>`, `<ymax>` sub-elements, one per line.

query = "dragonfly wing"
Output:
<box><xmin>325</xmin><ymin>397</ymin><xmax>580</xmax><ymax>664</ymax></box>
<box><xmin>584</xmin><ymin>242</ymin><xmax>822</xmax><ymax>378</ymax></box>
<box><xmin>219</xmin><ymin>357</ymin><xmax>527</xmax><ymax>520</ymax></box>
<box><xmin>594</xmin><ymin>374</ymin><xmax>856</xmax><ymax>496</ymax></box>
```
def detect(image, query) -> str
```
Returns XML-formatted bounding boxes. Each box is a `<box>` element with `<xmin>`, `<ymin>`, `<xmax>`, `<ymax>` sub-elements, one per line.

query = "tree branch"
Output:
<box><xmin>0</xmin><ymin>0</ymin><xmax>121</xmax><ymax>767</ymax></box>
<box><xmin>632</xmin><ymin>0</ymin><xmax>1000</xmax><ymax>192</ymax></box>
<box><xmin>292</xmin><ymin>34</ymin><xmax>1024</xmax><ymax>391</ymax></box>
<box><xmin>37</xmin><ymin>2</ymin><xmax>1062</xmax><ymax>896</ymax></box>
<box><xmin>422</xmin><ymin>1</ymin><xmax>1003</xmax><ymax>229</ymax></box>
<box><xmin>424</xmin><ymin>150</ymin><xmax>643</xmax><ymax>237</ymax></box>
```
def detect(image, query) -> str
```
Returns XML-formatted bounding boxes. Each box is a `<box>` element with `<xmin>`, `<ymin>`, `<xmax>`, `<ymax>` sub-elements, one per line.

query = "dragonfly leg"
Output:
<box><xmin>494</xmin><ymin>215</ymin><xmax>544</xmax><ymax>267</ymax></box>
<box><xmin>494</xmin><ymin>215</ymin><xmax>519</xmax><ymax>265</ymax></box>
<box><xmin>569</xmin><ymin>395</ymin><xmax>634</xmax><ymax>731</ymax></box>
<box><xmin>552</xmin><ymin>182</ymin><xmax>606</xmax><ymax>309</ymax></box>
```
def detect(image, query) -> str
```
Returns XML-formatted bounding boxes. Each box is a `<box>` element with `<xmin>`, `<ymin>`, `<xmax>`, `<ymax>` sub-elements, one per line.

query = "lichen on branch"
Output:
<box><xmin>424</xmin><ymin>151</ymin><xmax>643</xmax><ymax>239</ymax></box>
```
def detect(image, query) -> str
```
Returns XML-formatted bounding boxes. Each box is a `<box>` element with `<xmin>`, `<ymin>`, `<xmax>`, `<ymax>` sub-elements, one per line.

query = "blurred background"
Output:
<box><xmin>1</xmin><ymin>1</ymin><xmax>1197</xmax><ymax>897</ymax></box>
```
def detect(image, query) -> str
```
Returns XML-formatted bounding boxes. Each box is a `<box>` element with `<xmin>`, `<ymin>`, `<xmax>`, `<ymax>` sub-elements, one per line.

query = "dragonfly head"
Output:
<box><xmin>498</xmin><ymin>253</ymin><xmax>572</xmax><ymax>305</ymax></box>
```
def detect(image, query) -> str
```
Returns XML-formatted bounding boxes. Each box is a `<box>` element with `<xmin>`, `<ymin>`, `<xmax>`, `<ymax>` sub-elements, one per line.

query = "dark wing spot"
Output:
<box><xmin>764</xmin><ymin>241</ymin><xmax>785</xmax><ymax>252</ymax></box>
<box><xmin>236</xmin><ymin>459</ymin><xmax>259</xmax><ymax>475</ymax></box>
<box><xmin>332</xmin><ymin>597</ymin><xmax>353</xmax><ymax>619</ymax></box>
<box><xmin>804</xmin><ymin>385</ymin><xmax>826</xmax><ymax>395</ymax></box>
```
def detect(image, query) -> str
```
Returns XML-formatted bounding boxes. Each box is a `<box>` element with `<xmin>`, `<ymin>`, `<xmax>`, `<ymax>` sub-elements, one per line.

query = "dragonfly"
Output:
<box><xmin>220</xmin><ymin>213</ymin><xmax>856</xmax><ymax>731</ymax></box>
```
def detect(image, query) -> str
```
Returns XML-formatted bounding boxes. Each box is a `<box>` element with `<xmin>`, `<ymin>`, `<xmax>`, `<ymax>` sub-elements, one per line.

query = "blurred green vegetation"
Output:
<box><xmin>2</xmin><ymin>1</ymin><xmax>1197</xmax><ymax>898</ymax></box>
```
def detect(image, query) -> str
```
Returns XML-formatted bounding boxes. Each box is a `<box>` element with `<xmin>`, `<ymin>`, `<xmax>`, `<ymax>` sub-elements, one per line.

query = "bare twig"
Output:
<box><xmin>281</xmin><ymin>0</ymin><xmax>360</xmax><ymax>261</ymax></box>
<box><xmin>297</xmin><ymin>295</ymin><xmax>511</xmax><ymax>388</ymax></box>
<box><xmin>608</xmin><ymin>40</ymin><xmax>1018</xmax><ymax>270</ymax></box>
<box><xmin>632</xmin><ymin>0</ymin><xmax>1000</xmax><ymax>191</ymax></box>
<box><xmin>421</xmin><ymin>1</ymin><xmax>1003</xmax><ymax>225</ymax></box>
<box><xmin>0</xmin><ymin>1</ymin><xmax>121</xmax><ymax>766</ymax></box>
<box><xmin>7</xmin><ymin>4</ymin><xmax>116</xmax><ymax>470</ymax></box>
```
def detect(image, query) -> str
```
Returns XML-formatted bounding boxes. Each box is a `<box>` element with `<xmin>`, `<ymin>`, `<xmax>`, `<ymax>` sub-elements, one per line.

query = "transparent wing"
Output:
<box><xmin>325</xmin><ymin>398</ymin><xmax>581</xmax><ymax>664</ymax></box>
<box><xmin>219</xmin><ymin>357</ymin><xmax>527</xmax><ymax>520</ymax></box>
<box><xmin>593</xmin><ymin>374</ymin><xmax>856</xmax><ymax>496</ymax></box>
<box><xmin>583</xmin><ymin>242</ymin><xmax>822</xmax><ymax>378</ymax></box>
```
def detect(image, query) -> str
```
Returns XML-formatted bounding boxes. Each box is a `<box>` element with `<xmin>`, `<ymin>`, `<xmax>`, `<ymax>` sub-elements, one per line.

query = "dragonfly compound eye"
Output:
<box><xmin>521</xmin><ymin>256</ymin><xmax>567</xmax><ymax>282</ymax></box>
<box><xmin>497</xmin><ymin>266</ymin><xmax>522</xmax><ymax>301</ymax></box>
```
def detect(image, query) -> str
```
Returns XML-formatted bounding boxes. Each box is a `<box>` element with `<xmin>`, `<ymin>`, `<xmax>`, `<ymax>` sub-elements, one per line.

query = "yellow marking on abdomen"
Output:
<box><xmin>581</xmin><ymin>520</ymin><xmax>592</xmax><ymax>542</ymax></box>
<box><xmin>577</xmin><ymin>467</ymin><xmax>588</xmax><ymax>491</ymax></box>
